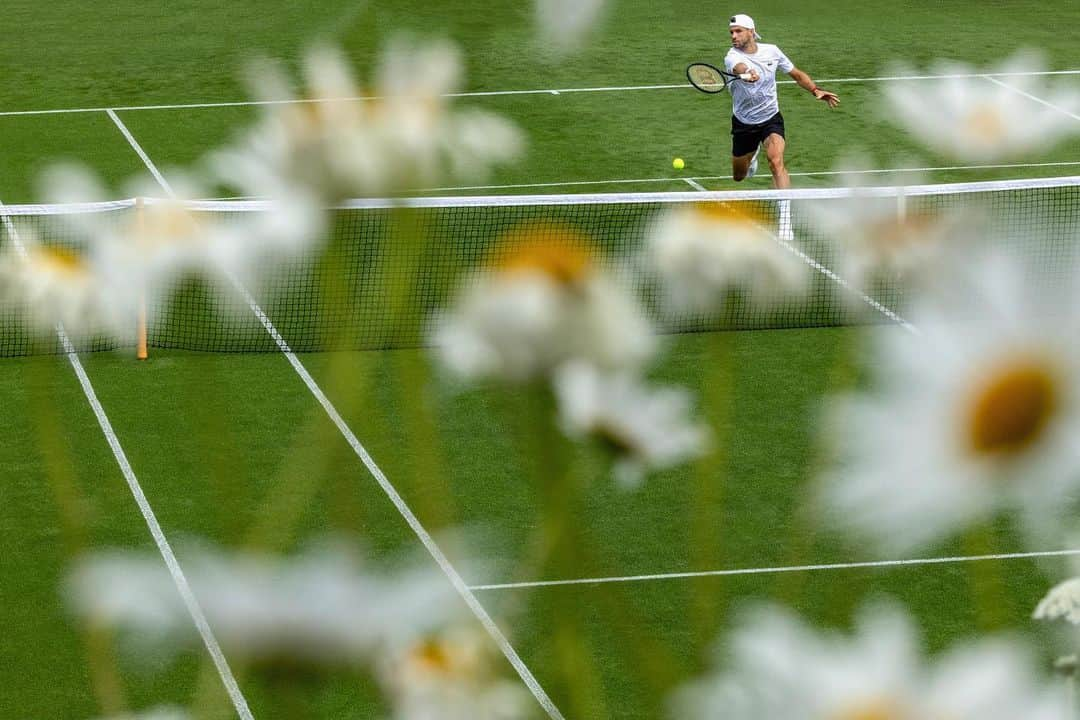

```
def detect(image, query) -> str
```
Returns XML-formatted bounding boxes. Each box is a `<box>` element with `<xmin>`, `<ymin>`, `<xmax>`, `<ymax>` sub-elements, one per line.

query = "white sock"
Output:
<box><xmin>778</xmin><ymin>199</ymin><xmax>793</xmax><ymax>241</ymax></box>
<box><xmin>747</xmin><ymin>145</ymin><xmax>760</xmax><ymax>179</ymax></box>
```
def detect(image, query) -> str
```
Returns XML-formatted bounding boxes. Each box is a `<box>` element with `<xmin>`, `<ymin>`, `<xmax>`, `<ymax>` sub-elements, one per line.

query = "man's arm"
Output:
<box><xmin>788</xmin><ymin>67</ymin><xmax>839</xmax><ymax>107</ymax></box>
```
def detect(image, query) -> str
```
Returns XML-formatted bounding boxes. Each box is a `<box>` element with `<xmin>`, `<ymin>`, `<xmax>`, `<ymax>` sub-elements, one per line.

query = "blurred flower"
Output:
<box><xmin>647</xmin><ymin>201</ymin><xmax>806</xmax><ymax>315</ymax></box>
<box><xmin>68</xmin><ymin>541</ymin><xmax>461</xmax><ymax>667</ymax></box>
<box><xmin>672</xmin><ymin>603</ymin><xmax>1068</xmax><ymax>720</ymax></box>
<box><xmin>92</xmin><ymin>707</ymin><xmax>190</xmax><ymax>720</ymax></box>
<box><xmin>822</xmin><ymin>252</ymin><xmax>1080</xmax><ymax>554</ymax></box>
<box><xmin>553</xmin><ymin>361</ymin><xmax>710</xmax><ymax>488</ymax></box>
<box><xmin>123</xmin><ymin>176</ymin><xmax>325</xmax><ymax>280</ymax></box>
<box><xmin>535</xmin><ymin>0</ymin><xmax>607</xmax><ymax>50</ymax></box>
<box><xmin>0</xmin><ymin>229</ymin><xmax>133</xmax><ymax>336</ymax></box>
<box><xmin>433</xmin><ymin>224</ymin><xmax>655</xmax><ymax>382</ymax></box>
<box><xmin>377</xmin><ymin>624</ymin><xmax>533</xmax><ymax>720</ymax></box>
<box><xmin>1035</xmin><ymin>578</ymin><xmax>1080</xmax><ymax>625</ymax></box>
<box><xmin>884</xmin><ymin>51</ymin><xmax>1080</xmax><ymax>161</ymax></box>
<box><xmin>802</xmin><ymin>165</ymin><xmax>969</xmax><ymax>299</ymax></box>
<box><xmin>213</xmin><ymin>41</ymin><xmax>523</xmax><ymax>200</ymax></box>
<box><xmin>33</xmin><ymin>165</ymin><xmax>323</xmax><ymax>314</ymax></box>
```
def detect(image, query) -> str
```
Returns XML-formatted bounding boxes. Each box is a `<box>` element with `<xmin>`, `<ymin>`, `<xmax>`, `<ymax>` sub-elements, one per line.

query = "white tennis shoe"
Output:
<box><xmin>747</xmin><ymin>145</ymin><xmax>760</xmax><ymax>179</ymax></box>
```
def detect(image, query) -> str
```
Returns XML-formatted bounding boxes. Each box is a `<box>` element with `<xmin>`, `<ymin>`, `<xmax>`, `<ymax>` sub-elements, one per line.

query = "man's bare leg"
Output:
<box><xmin>732</xmin><ymin>150</ymin><xmax>756</xmax><ymax>182</ymax></box>
<box><xmin>763</xmin><ymin>133</ymin><xmax>789</xmax><ymax>189</ymax></box>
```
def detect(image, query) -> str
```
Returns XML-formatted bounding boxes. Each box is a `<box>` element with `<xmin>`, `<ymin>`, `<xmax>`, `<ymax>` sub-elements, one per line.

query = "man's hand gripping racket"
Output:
<box><xmin>686</xmin><ymin>63</ymin><xmax>756</xmax><ymax>93</ymax></box>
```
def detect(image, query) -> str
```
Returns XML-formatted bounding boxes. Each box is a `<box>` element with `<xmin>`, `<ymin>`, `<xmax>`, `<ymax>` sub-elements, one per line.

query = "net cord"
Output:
<box><xmin>1</xmin><ymin>175</ymin><xmax>1078</xmax><ymax>215</ymax></box>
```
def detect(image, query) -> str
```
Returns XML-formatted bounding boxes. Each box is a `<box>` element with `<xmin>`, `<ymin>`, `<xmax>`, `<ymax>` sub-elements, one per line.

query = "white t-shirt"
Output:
<box><xmin>724</xmin><ymin>43</ymin><xmax>795</xmax><ymax>124</ymax></box>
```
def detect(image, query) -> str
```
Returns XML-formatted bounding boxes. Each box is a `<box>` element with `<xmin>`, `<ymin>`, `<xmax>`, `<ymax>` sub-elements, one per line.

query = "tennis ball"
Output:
<box><xmin>672</xmin><ymin>157</ymin><xmax>685</xmax><ymax>170</ymax></box>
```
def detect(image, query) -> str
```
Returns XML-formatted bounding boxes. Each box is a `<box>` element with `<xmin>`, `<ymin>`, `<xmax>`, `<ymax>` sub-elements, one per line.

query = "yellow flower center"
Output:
<box><xmin>968</xmin><ymin>360</ymin><xmax>1058</xmax><ymax>456</ymax></box>
<box><xmin>861</xmin><ymin>212</ymin><xmax>944</xmax><ymax>267</ymax></box>
<box><xmin>964</xmin><ymin>105</ymin><xmax>1006</xmax><ymax>146</ymax></box>
<box><xmin>493</xmin><ymin>225</ymin><xmax>594</xmax><ymax>285</ymax></box>
<box><xmin>410</xmin><ymin>638</ymin><xmax>454</xmax><ymax>674</ymax></box>
<box><xmin>284</xmin><ymin>99</ymin><xmax>342</xmax><ymax>142</ymax></box>
<box><xmin>141</xmin><ymin>204</ymin><xmax>201</xmax><ymax>246</ymax></box>
<box><xmin>832</xmin><ymin>699</ymin><xmax>905</xmax><ymax>720</ymax></box>
<box><xmin>691</xmin><ymin>200</ymin><xmax>771</xmax><ymax>227</ymax></box>
<box><xmin>30</xmin><ymin>246</ymin><xmax>89</xmax><ymax>277</ymax></box>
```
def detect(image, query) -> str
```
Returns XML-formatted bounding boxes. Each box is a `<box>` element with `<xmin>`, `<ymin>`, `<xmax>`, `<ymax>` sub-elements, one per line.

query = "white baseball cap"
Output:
<box><xmin>729</xmin><ymin>13</ymin><xmax>761</xmax><ymax>40</ymax></box>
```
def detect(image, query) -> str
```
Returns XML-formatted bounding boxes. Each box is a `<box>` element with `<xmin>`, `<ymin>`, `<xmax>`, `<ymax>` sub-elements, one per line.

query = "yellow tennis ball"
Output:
<box><xmin>672</xmin><ymin>157</ymin><xmax>685</xmax><ymax>170</ymax></box>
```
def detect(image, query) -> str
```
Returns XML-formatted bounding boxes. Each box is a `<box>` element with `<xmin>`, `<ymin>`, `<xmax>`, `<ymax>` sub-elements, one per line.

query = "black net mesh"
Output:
<box><xmin>2</xmin><ymin>181</ymin><xmax>1078</xmax><ymax>357</ymax></box>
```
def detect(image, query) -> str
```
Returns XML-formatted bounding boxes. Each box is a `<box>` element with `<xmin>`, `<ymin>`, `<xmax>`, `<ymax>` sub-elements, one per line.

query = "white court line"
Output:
<box><xmin>2</xmin><ymin>69</ymin><xmax>1079</xmax><ymax>117</ymax></box>
<box><xmin>107</xmin><ymin>120</ymin><xmax>566</xmax><ymax>720</ymax></box>
<box><xmin>232</xmin><ymin>282</ymin><xmax>565</xmax><ymax>720</ymax></box>
<box><xmin>0</xmin><ymin>209</ymin><xmax>253</xmax><ymax>720</ymax></box>
<box><xmin>682</xmin><ymin>177</ymin><xmax>707</xmax><ymax>191</ymax></box>
<box><xmin>468</xmin><ymin>548</ymin><xmax>1080</xmax><ymax>591</ymax></box>
<box><xmin>415</xmin><ymin>161</ymin><xmax>1080</xmax><ymax>193</ymax></box>
<box><xmin>771</xmin><ymin>227</ymin><xmax>918</xmax><ymax>334</ymax></box>
<box><xmin>982</xmin><ymin>75</ymin><xmax>1080</xmax><ymax>122</ymax></box>
<box><xmin>106</xmin><ymin>109</ymin><xmax>175</xmax><ymax>196</ymax></box>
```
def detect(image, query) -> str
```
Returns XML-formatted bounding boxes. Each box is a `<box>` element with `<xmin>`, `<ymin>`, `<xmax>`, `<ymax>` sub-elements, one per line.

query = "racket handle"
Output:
<box><xmin>738</xmin><ymin>72</ymin><xmax>753</xmax><ymax>81</ymax></box>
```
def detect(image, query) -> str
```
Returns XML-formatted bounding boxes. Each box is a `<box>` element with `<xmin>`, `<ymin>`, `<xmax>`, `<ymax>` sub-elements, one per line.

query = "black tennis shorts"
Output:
<box><xmin>731</xmin><ymin>112</ymin><xmax>786</xmax><ymax>157</ymax></box>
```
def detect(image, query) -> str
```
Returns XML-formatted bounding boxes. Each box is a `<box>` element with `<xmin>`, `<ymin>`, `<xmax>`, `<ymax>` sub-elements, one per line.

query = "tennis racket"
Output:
<box><xmin>686</xmin><ymin>63</ymin><xmax>752</xmax><ymax>94</ymax></box>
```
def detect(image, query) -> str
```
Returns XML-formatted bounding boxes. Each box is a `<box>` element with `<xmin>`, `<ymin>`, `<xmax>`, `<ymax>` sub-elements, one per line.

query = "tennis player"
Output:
<box><xmin>726</xmin><ymin>13</ymin><xmax>839</xmax><ymax>188</ymax></box>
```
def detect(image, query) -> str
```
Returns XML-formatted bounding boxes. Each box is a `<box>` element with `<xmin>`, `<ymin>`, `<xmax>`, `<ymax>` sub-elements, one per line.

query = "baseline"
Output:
<box><xmin>1</xmin><ymin>69</ymin><xmax>1078</xmax><ymax>118</ymax></box>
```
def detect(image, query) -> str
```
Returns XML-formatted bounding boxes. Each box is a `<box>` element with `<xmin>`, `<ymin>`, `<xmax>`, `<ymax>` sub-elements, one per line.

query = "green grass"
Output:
<box><xmin>2</xmin><ymin>0</ymin><xmax>1079</xmax><ymax>717</ymax></box>
<box><xmin>3</xmin><ymin>0</ymin><xmax>1080</xmax><ymax>201</ymax></box>
<box><xmin>1</xmin><ymin>330</ymin><xmax>1061</xmax><ymax>718</ymax></box>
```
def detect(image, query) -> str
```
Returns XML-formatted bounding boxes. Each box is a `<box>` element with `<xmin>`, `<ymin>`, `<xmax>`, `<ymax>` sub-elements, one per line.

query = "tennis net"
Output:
<box><xmin>2</xmin><ymin>176</ymin><xmax>1078</xmax><ymax>357</ymax></box>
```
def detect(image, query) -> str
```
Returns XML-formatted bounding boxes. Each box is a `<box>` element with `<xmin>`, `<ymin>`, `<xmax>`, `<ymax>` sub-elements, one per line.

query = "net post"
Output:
<box><xmin>135</xmin><ymin>197</ymin><xmax>148</xmax><ymax>361</ymax></box>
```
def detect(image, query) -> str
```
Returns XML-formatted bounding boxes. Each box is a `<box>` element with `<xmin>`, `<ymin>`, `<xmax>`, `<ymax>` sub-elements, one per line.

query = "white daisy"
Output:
<box><xmin>883</xmin><ymin>51</ymin><xmax>1080</xmax><ymax>162</ymax></box>
<box><xmin>213</xmin><ymin>40</ymin><xmax>523</xmax><ymax>201</ymax></box>
<box><xmin>2</xmin><ymin>167</ymin><xmax>144</xmax><ymax>337</ymax></box>
<box><xmin>672</xmin><ymin>603</ymin><xmax>1068</xmax><ymax>720</ymax></box>
<box><xmin>553</xmin><ymin>361</ymin><xmax>710</xmax><ymax>488</ymax></box>
<box><xmin>68</xmin><ymin>541</ymin><xmax>461</xmax><ymax>667</ymax></box>
<box><xmin>377</xmin><ymin>624</ymin><xmax>534</xmax><ymax>720</ymax></box>
<box><xmin>0</xmin><ymin>231</ymin><xmax>133</xmax><ymax>338</ymax></box>
<box><xmin>123</xmin><ymin>174</ymin><xmax>325</xmax><ymax>279</ymax></box>
<box><xmin>1035</xmin><ymin>578</ymin><xmax>1080</xmax><ymax>625</ymax></box>
<box><xmin>433</xmin><ymin>224</ymin><xmax>656</xmax><ymax>382</ymax></box>
<box><xmin>821</xmin><ymin>251</ymin><xmax>1080</xmax><ymax>554</ymax></box>
<box><xmin>43</xmin><ymin>164</ymin><xmax>323</xmax><ymax>304</ymax></box>
<box><xmin>802</xmin><ymin>166</ymin><xmax>971</xmax><ymax>301</ymax></box>
<box><xmin>647</xmin><ymin>201</ymin><xmax>807</xmax><ymax>315</ymax></box>
<box><xmin>91</xmin><ymin>707</ymin><xmax>190</xmax><ymax>720</ymax></box>
<box><xmin>535</xmin><ymin>0</ymin><xmax>607</xmax><ymax>50</ymax></box>
<box><xmin>44</xmin><ymin>166</ymin><xmax>218</xmax><ymax>287</ymax></box>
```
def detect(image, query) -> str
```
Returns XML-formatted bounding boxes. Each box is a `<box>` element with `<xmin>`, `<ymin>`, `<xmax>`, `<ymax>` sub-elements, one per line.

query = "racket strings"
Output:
<box><xmin>687</xmin><ymin>63</ymin><xmax>729</xmax><ymax>93</ymax></box>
